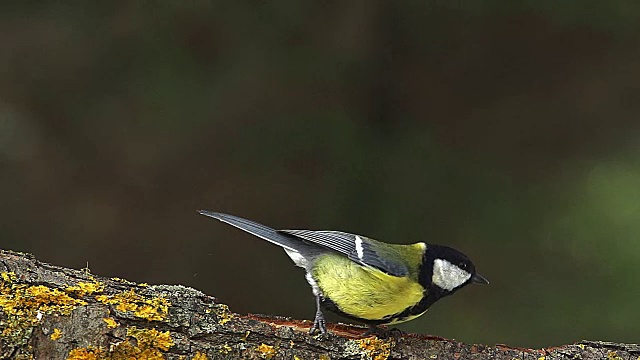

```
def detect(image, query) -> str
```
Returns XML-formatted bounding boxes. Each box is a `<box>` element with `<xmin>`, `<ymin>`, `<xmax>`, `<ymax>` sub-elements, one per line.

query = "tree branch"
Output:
<box><xmin>0</xmin><ymin>249</ymin><xmax>637</xmax><ymax>359</ymax></box>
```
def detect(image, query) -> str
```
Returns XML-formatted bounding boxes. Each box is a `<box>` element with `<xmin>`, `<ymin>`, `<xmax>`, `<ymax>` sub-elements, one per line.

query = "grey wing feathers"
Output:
<box><xmin>279</xmin><ymin>230</ymin><xmax>354</xmax><ymax>256</ymax></box>
<box><xmin>278</xmin><ymin>229</ymin><xmax>408</xmax><ymax>277</ymax></box>
<box><xmin>199</xmin><ymin>211</ymin><xmax>408</xmax><ymax>277</ymax></box>
<box><xmin>198</xmin><ymin>211</ymin><xmax>300</xmax><ymax>252</ymax></box>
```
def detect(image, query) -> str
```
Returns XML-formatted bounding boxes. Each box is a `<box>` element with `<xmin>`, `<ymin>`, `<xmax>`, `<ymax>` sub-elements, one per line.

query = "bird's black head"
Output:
<box><xmin>419</xmin><ymin>244</ymin><xmax>488</xmax><ymax>300</ymax></box>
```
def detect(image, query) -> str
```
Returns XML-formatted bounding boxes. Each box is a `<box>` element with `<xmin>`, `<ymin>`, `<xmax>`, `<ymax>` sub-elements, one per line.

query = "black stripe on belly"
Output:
<box><xmin>320</xmin><ymin>293</ymin><xmax>438</xmax><ymax>325</ymax></box>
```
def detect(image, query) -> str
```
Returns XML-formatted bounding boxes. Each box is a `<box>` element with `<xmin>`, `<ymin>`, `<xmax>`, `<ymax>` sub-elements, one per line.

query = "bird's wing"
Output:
<box><xmin>198</xmin><ymin>211</ymin><xmax>302</xmax><ymax>252</ymax></box>
<box><xmin>278</xmin><ymin>229</ymin><xmax>409</xmax><ymax>277</ymax></box>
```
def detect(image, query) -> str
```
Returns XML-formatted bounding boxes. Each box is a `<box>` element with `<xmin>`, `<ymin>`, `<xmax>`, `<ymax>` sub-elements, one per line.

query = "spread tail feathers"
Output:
<box><xmin>198</xmin><ymin>210</ymin><xmax>300</xmax><ymax>252</ymax></box>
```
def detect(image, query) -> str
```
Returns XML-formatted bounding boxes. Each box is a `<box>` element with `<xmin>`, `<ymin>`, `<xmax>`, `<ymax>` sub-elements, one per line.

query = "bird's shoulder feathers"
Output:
<box><xmin>278</xmin><ymin>229</ymin><xmax>424</xmax><ymax>277</ymax></box>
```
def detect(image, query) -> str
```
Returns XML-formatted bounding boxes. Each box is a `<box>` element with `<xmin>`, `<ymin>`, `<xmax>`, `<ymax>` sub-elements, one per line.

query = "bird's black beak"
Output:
<box><xmin>472</xmin><ymin>273</ymin><xmax>489</xmax><ymax>285</ymax></box>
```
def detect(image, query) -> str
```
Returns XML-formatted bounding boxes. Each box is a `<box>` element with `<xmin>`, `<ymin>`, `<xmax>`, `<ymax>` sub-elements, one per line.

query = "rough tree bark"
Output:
<box><xmin>0</xmin><ymin>249</ymin><xmax>637</xmax><ymax>359</ymax></box>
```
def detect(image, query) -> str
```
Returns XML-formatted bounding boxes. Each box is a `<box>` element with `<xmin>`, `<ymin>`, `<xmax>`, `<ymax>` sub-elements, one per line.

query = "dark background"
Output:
<box><xmin>2</xmin><ymin>1</ymin><xmax>639</xmax><ymax>348</ymax></box>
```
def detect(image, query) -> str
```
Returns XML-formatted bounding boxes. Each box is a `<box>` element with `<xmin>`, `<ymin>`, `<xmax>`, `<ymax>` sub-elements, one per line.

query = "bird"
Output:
<box><xmin>198</xmin><ymin>211</ymin><xmax>488</xmax><ymax>336</ymax></box>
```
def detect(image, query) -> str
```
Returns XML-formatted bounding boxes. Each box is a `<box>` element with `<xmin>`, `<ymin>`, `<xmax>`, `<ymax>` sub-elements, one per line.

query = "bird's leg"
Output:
<box><xmin>309</xmin><ymin>295</ymin><xmax>327</xmax><ymax>336</ymax></box>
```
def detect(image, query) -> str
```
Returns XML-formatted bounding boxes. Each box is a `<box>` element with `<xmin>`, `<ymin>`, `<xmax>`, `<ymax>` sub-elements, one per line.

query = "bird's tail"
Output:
<box><xmin>198</xmin><ymin>211</ymin><xmax>300</xmax><ymax>251</ymax></box>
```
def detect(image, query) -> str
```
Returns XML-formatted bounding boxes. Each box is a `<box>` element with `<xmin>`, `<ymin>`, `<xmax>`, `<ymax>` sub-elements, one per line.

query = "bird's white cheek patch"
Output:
<box><xmin>432</xmin><ymin>259</ymin><xmax>471</xmax><ymax>291</ymax></box>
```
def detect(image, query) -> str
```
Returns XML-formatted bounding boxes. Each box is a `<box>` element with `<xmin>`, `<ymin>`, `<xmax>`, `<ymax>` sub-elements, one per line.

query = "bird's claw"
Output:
<box><xmin>309</xmin><ymin>311</ymin><xmax>327</xmax><ymax>336</ymax></box>
<box><xmin>309</xmin><ymin>295</ymin><xmax>328</xmax><ymax>337</ymax></box>
<box><xmin>362</xmin><ymin>325</ymin><xmax>405</xmax><ymax>339</ymax></box>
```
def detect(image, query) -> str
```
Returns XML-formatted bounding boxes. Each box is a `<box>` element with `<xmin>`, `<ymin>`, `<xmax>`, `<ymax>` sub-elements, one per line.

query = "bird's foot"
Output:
<box><xmin>309</xmin><ymin>310</ymin><xmax>327</xmax><ymax>337</ymax></box>
<box><xmin>362</xmin><ymin>325</ymin><xmax>405</xmax><ymax>339</ymax></box>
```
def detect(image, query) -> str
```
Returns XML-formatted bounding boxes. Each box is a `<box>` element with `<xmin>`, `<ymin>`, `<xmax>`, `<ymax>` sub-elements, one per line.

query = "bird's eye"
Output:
<box><xmin>458</xmin><ymin>262</ymin><xmax>467</xmax><ymax>269</ymax></box>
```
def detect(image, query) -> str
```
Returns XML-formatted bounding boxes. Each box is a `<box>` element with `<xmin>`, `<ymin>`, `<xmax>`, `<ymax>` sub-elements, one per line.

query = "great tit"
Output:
<box><xmin>198</xmin><ymin>211</ymin><xmax>488</xmax><ymax>335</ymax></box>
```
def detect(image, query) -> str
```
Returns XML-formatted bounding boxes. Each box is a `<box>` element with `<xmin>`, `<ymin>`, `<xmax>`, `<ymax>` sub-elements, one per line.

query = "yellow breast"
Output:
<box><xmin>312</xmin><ymin>254</ymin><xmax>425</xmax><ymax>321</ymax></box>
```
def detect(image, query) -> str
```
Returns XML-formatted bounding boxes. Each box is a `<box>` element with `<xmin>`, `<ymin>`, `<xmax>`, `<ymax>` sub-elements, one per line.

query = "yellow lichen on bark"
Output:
<box><xmin>103</xmin><ymin>317</ymin><xmax>118</xmax><ymax>329</ymax></box>
<box><xmin>50</xmin><ymin>328</ymin><xmax>62</xmax><ymax>340</ymax></box>
<box><xmin>66</xmin><ymin>281</ymin><xmax>105</xmax><ymax>297</ymax></box>
<box><xmin>256</xmin><ymin>343</ymin><xmax>276</xmax><ymax>359</ymax></box>
<box><xmin>95</xmin><ymin>289</ymin><xmax>170</xmax><ymax>321</ymax></box>
<box><xmin>0</xmin><ymin>272</ymin><xmax>87</xmax><ymax>343</ymax></box>
<box><xmin>66</xmin><ymin>327</ymin><xmax>174</xmax><ymax>360</ymax></box>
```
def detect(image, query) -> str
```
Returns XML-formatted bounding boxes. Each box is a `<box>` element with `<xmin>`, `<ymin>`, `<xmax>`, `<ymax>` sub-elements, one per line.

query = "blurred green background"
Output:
<box><xmin>2</xmin><ymin>1</ymin><xmax>640</xmax><ymax>348</ymax></box>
